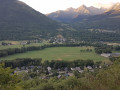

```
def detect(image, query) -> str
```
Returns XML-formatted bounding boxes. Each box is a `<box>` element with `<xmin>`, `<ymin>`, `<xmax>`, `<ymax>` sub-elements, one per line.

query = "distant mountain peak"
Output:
<box><xmin>79</xmin><ymin>5</ymin><xmax>87</xmax><ymax>8</ymax></box>
<box><xmin>47</xmin><ymin>5</ymin><xmax>106</xmax><ymax>22</ymax></box>
<box><xmin>109</xmin><ymin>2</ymin><xmax>120</xmax><ymax>10</ymax></box>
<box><xmin>104</xmin><ymin>3</ymin><xmax>120</xmax><ymax>15</ymax></box>
<box><xmin>76</xmin><ymin>5</ymin><xmax>87</xmax><ymax>10</ymax></box>
<box><xmin>115</xmin><ymin>2</ymin><xmax>120</xmax><ymax>6</ymax></box>
<box><xmin>65</xmin><ymin>7</ymin><xmax>74</xmax><ymax>12</ymax></box>
<box><xmin>75</xmin><ymin>5</ymin><xmax>90</xmax><ymax>14</ymax></box>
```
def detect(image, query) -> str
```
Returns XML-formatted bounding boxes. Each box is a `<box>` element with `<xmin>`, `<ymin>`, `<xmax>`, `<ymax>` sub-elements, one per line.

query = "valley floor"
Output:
<box><xmin>1</xmin><ymin>47</ymin><xmax>107</xmax><ymax>61</ymax></box>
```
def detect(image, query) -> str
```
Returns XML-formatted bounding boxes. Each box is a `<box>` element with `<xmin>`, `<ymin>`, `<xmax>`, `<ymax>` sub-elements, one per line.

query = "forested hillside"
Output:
<box><xmin>0</xmin><ymin>0</ymin><xmax>72</xmax><ymax>40</ymax></box>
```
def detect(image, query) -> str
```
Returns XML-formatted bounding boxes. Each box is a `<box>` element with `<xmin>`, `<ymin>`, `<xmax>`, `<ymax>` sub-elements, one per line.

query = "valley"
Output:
<box><xmin>0</xmin><ymin>0</ymin><xmax>120</xmax><ymax>90</ymax></box>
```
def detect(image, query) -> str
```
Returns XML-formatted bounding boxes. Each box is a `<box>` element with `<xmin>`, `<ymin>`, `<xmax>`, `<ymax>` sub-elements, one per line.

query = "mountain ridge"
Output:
<box><xmin>72</xmin><ymin>3</ymin><xmax>120</xmax><ymax>30</ymax></box>
<box><xmin>47</xmin><ymin>5</ymin><xmax>106</xmax><ymax>22</ymax></box>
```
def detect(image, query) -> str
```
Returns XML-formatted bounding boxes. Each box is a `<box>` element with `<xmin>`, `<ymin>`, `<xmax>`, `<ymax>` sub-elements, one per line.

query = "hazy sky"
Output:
<box><xmin>20</xmin><ymin>0</ymin><xmax>120</xmax><ymax>14</ymax></box>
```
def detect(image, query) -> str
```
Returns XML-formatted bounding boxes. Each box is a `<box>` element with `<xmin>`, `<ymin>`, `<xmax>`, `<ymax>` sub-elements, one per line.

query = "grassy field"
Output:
<box><xmin>0</xmin><ymin>43</ymin><xmax>46</xmax><ymax>50</ymax></box>
<box><xmin>0</xmin><ymin>40</ymin><xmax>50</xmax><ymax>50</ymax></box>
<box><xmin>1</xmin><ymin>47</ymin><xmax>108</xmax><ymax>61</ymax></box>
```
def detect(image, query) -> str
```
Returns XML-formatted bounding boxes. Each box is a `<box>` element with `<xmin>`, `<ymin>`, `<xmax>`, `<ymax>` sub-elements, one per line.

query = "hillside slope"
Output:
<box><xmin>0</xmin><ymin>0</ymin><xmax>71</xmax><ymax>40</ymax></box>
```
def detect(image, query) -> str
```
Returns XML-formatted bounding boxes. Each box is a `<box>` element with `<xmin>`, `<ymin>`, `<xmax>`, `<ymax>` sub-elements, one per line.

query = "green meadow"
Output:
<box><xmin>1</xmin><ymin>47</ymin><xmax>108</xmax><ymax>61</ymax></box>
<box><xmin>0</xmin><ymin>42</ymin><xmax>49</xmax><ymax>50</ymax></box>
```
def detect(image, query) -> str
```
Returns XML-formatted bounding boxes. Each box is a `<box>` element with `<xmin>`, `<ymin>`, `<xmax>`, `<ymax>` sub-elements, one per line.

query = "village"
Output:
<box><xmin>14</xmin><ymin>64</ymin><xmax>105</xmax><ymax>79</ymax></box>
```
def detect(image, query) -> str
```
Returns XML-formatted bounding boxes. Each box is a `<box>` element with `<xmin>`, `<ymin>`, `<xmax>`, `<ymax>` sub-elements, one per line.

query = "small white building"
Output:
<box><xmin>87</xmin><ymin>66</ymin><xmax>93</xmax><ymax>70</ymax></box>
<box><xmin>101</xmin><ymin>53</ymin><xmax>111</xmax><ymax>57</ymax></box>
<box><xmin>101</xmin><ymin>53</ymin><xmax>120</xmax><ymax>58</ymax></box>
<box><xmin>47</xmin><ymin>67</ymin><xmax>52</xmax><ymax>72</ymax></box>
<box><xmin>71</xmin><ymin>68</ymin><xmax>76</xmax><ymax>71</ymax></box>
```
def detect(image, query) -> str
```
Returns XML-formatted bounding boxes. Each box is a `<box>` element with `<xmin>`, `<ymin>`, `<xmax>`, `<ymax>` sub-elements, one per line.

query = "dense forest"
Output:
<box><xmin>0</xmin><ymin>28</ymin><xmax>120</xmax><ymax>42</ymax></box>
<box><xmin>63</xmin><ymin>30</ymin><xmax>120</xmax><ymax>42</ymax></box>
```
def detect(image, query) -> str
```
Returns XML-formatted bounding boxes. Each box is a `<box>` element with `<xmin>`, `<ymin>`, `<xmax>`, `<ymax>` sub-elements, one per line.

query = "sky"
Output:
<box><xmin>20</xmin><ymin>0</ymin><xmax>120</xmax><ymax>14</ymax></box>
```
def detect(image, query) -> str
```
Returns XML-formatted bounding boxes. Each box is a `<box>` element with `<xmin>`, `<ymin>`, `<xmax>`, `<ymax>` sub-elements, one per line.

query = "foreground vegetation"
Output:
<box><xmin>21</xmin><ymin>59</ymin><xmax>120</xmax><ymax>90</ymax></box>
<box><xmin>1</xmin><ymin>58</ymin><xmax>120</xmax><ymax>90</ymax></box>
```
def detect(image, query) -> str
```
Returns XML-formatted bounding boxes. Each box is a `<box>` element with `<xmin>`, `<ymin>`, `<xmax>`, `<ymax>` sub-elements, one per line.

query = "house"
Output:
<box><xmin>78</xmin><ymin>70</ymin><xmax>84</xmax><ymax>73</ymax></box>
<box><xmin>41</xmin><ymin>76</ymin><xmax>49</xmax><ymax>79</ymax></box>
<box><xmin>58</xmin><ymin>75</ymin><xmax>62</xmax><ymax>78</ymax></box>
<box><xmin>57</xmin><ymin>68</ymin><xmax>61</xmax><ymax>72</ymax></box>
<box><xmin>49</xmin><ymin>72</ymin><xmax>53</xmax><ymax>76</ymax></box>
<box><xmin>68</xmin><ymin>73</ymin><xmax>74</xmax><ymax>76</ymax></box>
<box><xmin>47</xmin><ymin>67</ymin><xmax>52</xmax><ymax>72</ymax></box>
<box><xmin>37</xmin><ymin>66</ymin><xmax>41</xmax><ymax>69</ymax></box>
<box><xmin>110</xmin><ymin>53</ymin><xmax>120</xmax><ymax>58</ymax></box>
<box><xmin>20</xmin><ymin>41</ymin><xmax>28</xmax><ymax>45</ymax></box>
<box><xmin>99</xmin><ymin>66</ymin><xmax>102</xmax><ymax>69</ymax></box>
<box><xmin>26</xmin><ymin>67</ymin><xmax>29</xmax><ymax>70</ymax></box>
<box><xmin>75</xmin><ymin>67</ymin><xmax>81</xmax><ymax>71</ymax></box>
<box><xmin>64</xmin><ymin>73</ymin><xmax>69</xmax><ymax>77</ymax></box>
<box><xmin>21</xmin><ymin>66</ymin><xmax>25</xmax><ymax>70</ymax></box>
<box><xmin>75</xmin><ymin>67</ymin><xmax>84</xmax><ymax>73</ymax></box>
<box><xmin>101</xmin><ymin>53</ymin><xmax>120</xmax><ymax>58</ymax></box>
<box><xmin>71</xmin><ymin>68</ymin><xmax>76</xmax><ymax>71</ymax></box>
<box><xmin>58</xmin><ymin>71</ymin><xmax>66</xmax><ymax>74</ymax></box>
<box><xmin>29</xmin><ymin>66</ymin><xmax>34</xmax><ymax>69</ymax></box>
<box><xmin>89</xmin><ymin>69</ymin><xmax>94</xmax><ymax>72</ymax></box>
<box><xmin>14</xmin><ymin>70</ymin><xmax>28</xmax><ymax>75</ymax></box>
<box><xmin>87</xmin><ymin>66</ymin><xmax>93</xmax><ymax>70</ymax></box>
<box><xmin>101</xmin><ymin>53</ymin><xmax>111</xmax><ymax>57</ymax></box>
<box><xmin>64</xmin><ymin>67</ymin><xmax>68</xmax><ymax>72</ymax></box>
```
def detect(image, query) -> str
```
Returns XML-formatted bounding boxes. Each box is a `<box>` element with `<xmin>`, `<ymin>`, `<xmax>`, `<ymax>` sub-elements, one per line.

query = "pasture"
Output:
<box><xmin>0</xmin><ymin>41</ymin><xmax>49</xmax><ymax>50</ymax></box>
<box><xmin>1</xmin><ymin>47</ymin><xmax>108</xmax><ymax>61</ymax></box>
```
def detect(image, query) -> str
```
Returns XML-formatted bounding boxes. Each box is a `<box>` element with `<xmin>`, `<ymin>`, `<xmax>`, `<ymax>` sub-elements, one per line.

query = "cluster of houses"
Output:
<box><xmin>14</xmin><ymin>65</ymin><xmax>102</xmax><ymax>79</ymax></box>
<box><xmin>49</xmin><ymin>37</ymin><xmax>77</xmax><ymax>44</ymax></box>
<box><xmin>20</xmin><ymin>40</ymin><xmax>43</xmax><ymax>45</ymax></box>
<box><xmin>14</xmin><ymin>66</ymin><xmax>41</xmax><ymax>75</ymax></box>
<box><xmin>51</xmin><ymin>37</ymin><xmax>66</xmax><ymax>44</ymax></box>
<box><xmin>48</xmin><ymin>34</ymin><xmax>76</xmax><ymax>44</ymax></box>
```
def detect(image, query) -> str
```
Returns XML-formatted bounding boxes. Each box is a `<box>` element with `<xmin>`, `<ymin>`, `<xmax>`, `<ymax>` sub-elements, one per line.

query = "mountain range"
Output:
<box><xmin>47</xmin><ymin>5</ymin><xmax>106</xmax><ymax>22</ymax></box>
<box><xmin>73</xmin><ymin>3</ymin><xmax>120</xmax><ymax>30</ymax></box>
<box><xmin>47</xmin><ymin>3</ymin><xmax>120</xmax><ymax>30</ymax></box>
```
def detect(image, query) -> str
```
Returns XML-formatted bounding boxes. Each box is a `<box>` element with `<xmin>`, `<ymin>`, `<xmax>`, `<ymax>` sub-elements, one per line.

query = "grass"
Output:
<box><xmin>112</xmin><ymin>51</ymin><xmax>120</xmax><ymax>53</ymax></box>
<box><xmin>0</xmin><ymin>43</ymin><xmax>43</xmax><ymax>50</ymax></box>
<box><xmin>1</xmin><ymin>47</ymin><xmax>108</xmax><ymax>61</ymax></box>
<box><xmin>0</xmin><ymin>41</ymin><xmax>50</xmax><ymax>50</ymax></box>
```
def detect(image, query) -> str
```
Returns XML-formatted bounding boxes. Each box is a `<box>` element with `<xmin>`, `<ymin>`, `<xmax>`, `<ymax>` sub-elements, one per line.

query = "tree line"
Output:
<box><xmin>95</xmin><ymin>45</ymin><xmax>120</xmax><ymax>54</ymax></box>
<box><xmin>4</xmin><ymin>58</ymin><xmax>94</xmax><ymax>69</ymax></box>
